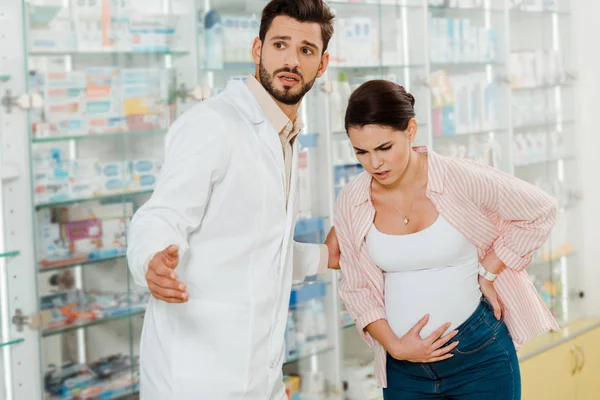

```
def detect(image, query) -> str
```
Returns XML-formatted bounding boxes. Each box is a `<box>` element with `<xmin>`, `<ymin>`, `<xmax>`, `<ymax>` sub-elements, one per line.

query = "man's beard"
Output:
<box><xmin>259</xmin><ymin>61</ymin><xmax>317</xmax><ymax>105</ymax></box>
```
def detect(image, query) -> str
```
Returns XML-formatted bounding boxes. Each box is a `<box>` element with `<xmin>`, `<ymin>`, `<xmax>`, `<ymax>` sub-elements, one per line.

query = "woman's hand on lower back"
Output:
<box><xmin>388</xmin><ymin>314</ymin><xmax>460</xmax><ymax>363</ymax></box>
<box><xmin>479</xmin><ymin>275</ymin><xmax>503</xmax><ymax>320</ymax></box>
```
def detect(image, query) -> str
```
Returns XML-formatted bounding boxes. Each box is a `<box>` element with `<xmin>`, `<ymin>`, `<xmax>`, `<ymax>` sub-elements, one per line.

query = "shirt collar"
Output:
<box><xmin>246</xmin><ymin>74</ymin><xmax>303</xmax><ymax>143</ymax></box>
<box><xmin>353</xmin><ymin>146</ymin><xmax>445</xmax><ymax>206</ymax></box>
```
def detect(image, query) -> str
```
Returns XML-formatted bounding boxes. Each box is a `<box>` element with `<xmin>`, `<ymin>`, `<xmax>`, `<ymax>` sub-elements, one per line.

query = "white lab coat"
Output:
<box><xmin>127</xmin><ymin>80</ymin><xmax>323</xmax><ymax>400</ymax></box>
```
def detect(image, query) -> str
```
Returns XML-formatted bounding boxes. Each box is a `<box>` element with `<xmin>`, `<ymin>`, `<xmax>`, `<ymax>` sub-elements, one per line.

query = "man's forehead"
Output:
<box><xmin>266</xmin><ymin>16</ymin><xmax>323</xmax><ymax>45</ymax></box>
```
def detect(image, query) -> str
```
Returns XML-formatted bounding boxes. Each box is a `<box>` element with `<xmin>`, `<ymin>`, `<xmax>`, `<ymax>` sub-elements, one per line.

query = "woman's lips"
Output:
<box><xmin>374</xmin><ymin>171</ymin><xmax>390</xmax><ymax>179</ymax></box>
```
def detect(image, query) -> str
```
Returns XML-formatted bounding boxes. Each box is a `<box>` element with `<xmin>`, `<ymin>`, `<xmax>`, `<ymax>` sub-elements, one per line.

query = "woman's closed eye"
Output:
<box><xmin>355</xmin><ymin>145</ymin><xmax>392</xmax><ymax>155</ymax></box>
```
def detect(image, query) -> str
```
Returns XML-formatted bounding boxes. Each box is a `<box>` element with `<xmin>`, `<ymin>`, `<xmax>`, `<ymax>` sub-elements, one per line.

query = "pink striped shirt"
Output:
<box><xmin>335</xmin><ymin>147</ymin><xmax>560</xmax><ymax>388</ymax></box>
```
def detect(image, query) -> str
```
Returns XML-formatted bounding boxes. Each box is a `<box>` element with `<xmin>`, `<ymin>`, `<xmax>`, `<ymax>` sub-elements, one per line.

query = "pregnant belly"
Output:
<box><xmin>384</xmin><ymin>267</ymin><xmax>481</xmax><ymax>339</ymax></box>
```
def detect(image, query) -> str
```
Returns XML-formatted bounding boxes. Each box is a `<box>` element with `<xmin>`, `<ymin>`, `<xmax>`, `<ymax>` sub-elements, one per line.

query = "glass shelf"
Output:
<box><xmin>434</xmin><ymin>128</ymin><xmax>508</xmax><ymax>138</ymax></box>
<box><xmin>327</xmin><ymin>0</ymin><xmax>423</xmax><ymax>9</ymax></box>
<box><xmin>430</xmin><ymin>61</ymin><xmax>504</xmax><ymax>69</ymax></box>
<box><xmin>42</xmin><ymin>309</ymin><xmax>145</xmax><ymax>338</ymax></box>
<box><xmin>107</xmin><ymin>387</ymin><xmax>140</xmax><ymax>400</ymax></box>
<box><xmin>514</xmin><ymin>120</ymin><xmax>575</xmax><ymax>131</ymax></box>
<box><xmin>530</xmin><ymin>250</ymin><xmax>576</xmax><ymax>269</ymax></box>
<box><xmin>0</xmin><ymin>338</ymin><xmax>24</xmax><ymax>348</ymax></box>
<box><xmin>35</xmin><ymin>189</ymin><xmax>154</xmax><ymax>210</ymax></box>
<box><xmin>512</xmin><ymin>82</ymin><xmax>574</xmax><ymax>92</ymax></box>
<box><xmin>28</xmin><ymin>49</ymin><xmax>190</xmax><ymax>57</ymax></box>
<box><xmin>39</xmin><ymin>253</ymin><xmax>126</xmax><ymax>273</ymax></box>
<box><xmin>514</xmin><ymin>154</ymin><xmax>576</xmax><ymax>168</ymax></box>
<box><xmin>283</xmin><ymin>346</ymin><xmax>335</xmax><ymax>366</ymax></box>
<box><xmin>46</xmin><ymin>384</ymin><xmax>139</xmax><ymax>400</ymax></box>
<box><xmin>329</xmin><ymin>63</ymin><xmax>425</xmax><ymax>70</ymax></box>
<box><xmin>32</xmin><ymin>129</ymin><xmax>167</xmax><ymax>144</ymax></box>
<box><xmin>202</xmin><ymin>62</ymin><xmax>255</xmax><ymax>72</ymax></box>
<box><xmin>0</xmin><ymin>250</ymin><xmax>20</xmax><ymax>258</ymax></box>
<box><xmin>429</xmin><ymin>5</ymin><xmax>504</xmax><ymax>13</ymax></box>
<box><xmin>0</xmin><ymin>75</ymin><xmax>10</xmax><ymax>82</ymax></box>
<box><xmin>510</xmin><ymin>8</ymin><xmax>571</xmax><ymax>16</ymax></box>
<box><xmin>342</xmin><ymin>322</ymin><xmax>355</xmax><ymax>329</ymax></box>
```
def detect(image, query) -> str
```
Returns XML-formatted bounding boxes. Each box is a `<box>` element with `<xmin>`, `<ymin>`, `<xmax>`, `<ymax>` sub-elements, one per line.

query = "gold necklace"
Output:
<box><xmin>387</xmin><ymin>156</ymin><xmax>425</xmax><ymax>225</ymax></box>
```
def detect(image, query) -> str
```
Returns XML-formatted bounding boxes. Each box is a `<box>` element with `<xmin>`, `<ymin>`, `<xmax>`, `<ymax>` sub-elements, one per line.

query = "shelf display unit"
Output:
<box><xmin>0</xmin><ymin>0</ymin><xmax>589</xmax><ymax>399</ymax></box>
<box><xmin>1</xmin><ymin>0</ymin><xmax>201</xmax><ymax>398</ymax></box>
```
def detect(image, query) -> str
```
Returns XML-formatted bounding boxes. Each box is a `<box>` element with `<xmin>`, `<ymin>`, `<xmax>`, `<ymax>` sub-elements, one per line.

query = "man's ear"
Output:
<box><xmin>317</xmin><ymin>52</ymin><xmax>330</xmax><ymax>78</ymax></box>
<box><xmin>252</xmin><ymin>37</ymin><xmax>262</xmax><ymax>65</ymax></box>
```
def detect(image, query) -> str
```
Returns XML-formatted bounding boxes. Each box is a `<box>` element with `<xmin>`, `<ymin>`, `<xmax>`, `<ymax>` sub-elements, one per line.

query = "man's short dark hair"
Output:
<box><xmin>259</xmin><ymin>0</ymin><xmax>335</xmax><ymax>54</ymax></box>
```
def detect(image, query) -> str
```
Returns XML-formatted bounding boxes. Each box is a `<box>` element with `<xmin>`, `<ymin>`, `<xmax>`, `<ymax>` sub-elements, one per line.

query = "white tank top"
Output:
<box><xmin>366</xmin><ymin>215</ymin><xmax>481</xmax><ymax>339</ymax></box>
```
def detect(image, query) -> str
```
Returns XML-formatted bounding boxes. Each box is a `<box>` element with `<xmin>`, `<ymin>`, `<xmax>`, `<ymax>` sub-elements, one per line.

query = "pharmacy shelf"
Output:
<box><xmin>28</xmin><ymin>49</ymin><xmax>189</xmax><ymax>57</ymax></box>
<box><xmin>430</xmin><ymin>61</ymin><xmax>504</xmax><ymax>69</ymax></box>
<box><xmin>39</xmin><ymin>253</ymin><xmax>127</xmax><ymax>273</ymax></box>
<box><xmin>512</xmin><ymin>82</ymin><xmax>574</xmax><ymax>92</ymax></box>
<box><xmin>510</xmin><ymin>8</ymin><xmax>571</xmax><ymax>16</ymax></box>
<box><xmin>327</xmin><ymin>0</ymin><xmax>422</xmax><ymax>9</ymax></box>
<box><xmin>0</xmin><ymin>74</ymin><xmax>10</xmax><ymax>82</ymax></box>
<box><xmin>35</xmin><ymin>189</ymin><xmax>153</xmax><ymax>210</ymax></box>
<box><xmin>203</xmin><ymin>62</ymin><xmax>255</xmax><ymax>72</ymax></box>
<box><xmin>110</xmin><ymin>388</ymin><xmax>140</xmax><ymax>400</ymax></box>
<box><xmin>0</xmin><ymin>250</ymin><xmax>20</xmax><ymax>258</ymax></box>
<box><xmin>513</xmin><ymin>120</ymin><xmax>575</xmax><ymax>131</ymax></box>
<box><xmin>328</xmin><ymin>63</ymin><xmax>426</xmax><ymax>70</ymax></box>
<box><xmin>0</xmin><ymin>338</ymin><xmax>24</xmax><ymax>348</ymax></box>
<box><xmin>514</xmin><ymin>154</ymin><xmax>577</xmax><ymax>168</ymax></box>
<box><xmin>283</xmin><ymin>346</ymin><xmax>335</xmax><ymax>366</ymax></box>
<box><xmin>32</xmin><ymin>129</ymin><xmax>167</xmax><ymax>144</ymax></box>
<box><xmin>42</xmin><ymin>308</ymin><xmax>145</xmax><ymax>338</ymax></box>
<box><xmin>429</xmin><ymin>5</ymin><xmax>504</xmax><ymax>12</ymax></box>
<box><xmin>47</xmin><ymin>385</ymin><xmax>139</xmax><ymax>400</ymax></box>
<box><xmin>342</xmin><ymin>322</ymin><xmax>355</xmax><ymax>330</ymax></box>
<box><xmin>340</xmin><ymin>310</ymin><xmax>355</xmax><ymax>329</ymax></box>
<box><xmin>529</xmin><ymin>250</ymin><xmax>576</xmax><ymax>269</ymax></box>
<box><xmin>433</xmin><ymin>127</ymin><xmax>508</xmax><ymax>138</ymax></box>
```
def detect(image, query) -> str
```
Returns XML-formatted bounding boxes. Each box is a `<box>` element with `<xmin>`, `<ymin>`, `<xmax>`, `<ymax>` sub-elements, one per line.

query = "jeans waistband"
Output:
<box><xmin>452</xmin><ymin>297</ymin><xmax>493</xmax><ymax>341</ymax></box>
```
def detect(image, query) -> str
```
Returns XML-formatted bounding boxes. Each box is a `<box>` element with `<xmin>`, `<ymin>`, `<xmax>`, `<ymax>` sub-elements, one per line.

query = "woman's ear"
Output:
<box><xmin>406</xmin><ymin>118</ymin><xmax>418</xmax><ymax>143</ymax></box>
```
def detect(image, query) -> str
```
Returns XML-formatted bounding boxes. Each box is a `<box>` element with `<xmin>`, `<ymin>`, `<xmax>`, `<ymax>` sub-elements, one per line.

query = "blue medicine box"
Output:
<box><xmin>294</xmin><ymin>217</ymin><xmax>325</xmax><ymax>244</ymax></box>
<box><xmin>289</xmin><ymin>281</ymin><xmax>327</xmax><ymax>308</ymax></box>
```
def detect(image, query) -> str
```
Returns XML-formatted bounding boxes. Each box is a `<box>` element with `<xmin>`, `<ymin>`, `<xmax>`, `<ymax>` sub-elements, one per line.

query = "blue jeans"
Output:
<box><xmin>384</xmin><ymin>298</ymin><xmax>521</xmax><ymax>400</ymax></box>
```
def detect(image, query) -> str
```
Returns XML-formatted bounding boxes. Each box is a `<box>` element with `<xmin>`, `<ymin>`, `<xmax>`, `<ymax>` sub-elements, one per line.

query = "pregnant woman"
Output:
<box><xmin>334</xmin><ymin>80</ymin><xmax>559</xmax><ymax>399</ymax></box>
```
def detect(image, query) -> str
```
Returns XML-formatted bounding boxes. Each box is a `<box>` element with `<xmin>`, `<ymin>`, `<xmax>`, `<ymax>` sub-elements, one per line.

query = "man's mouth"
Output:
<box><xmin>277</xmin><ymin>72</ymin><xmax>300</xmax><ymax>86</ymax></box>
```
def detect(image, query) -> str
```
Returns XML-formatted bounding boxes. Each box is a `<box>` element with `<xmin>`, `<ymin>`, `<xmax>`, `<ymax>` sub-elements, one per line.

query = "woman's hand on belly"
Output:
<box><xmin>390</xmin><ymin>315</ymin><xmax>460</xmax><ymax>363</ymax></box>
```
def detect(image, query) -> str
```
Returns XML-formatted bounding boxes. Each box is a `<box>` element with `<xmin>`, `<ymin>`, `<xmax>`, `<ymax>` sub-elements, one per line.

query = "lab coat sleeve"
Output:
<box><xmin>292</xmin><ymin>242</ymin><xmax>328</xmax><ymax>281</ymax></box>
<box><xmin>127</xmin><ymin>108</ymin><xmax>232</xmax><ymax>288</ymax></box>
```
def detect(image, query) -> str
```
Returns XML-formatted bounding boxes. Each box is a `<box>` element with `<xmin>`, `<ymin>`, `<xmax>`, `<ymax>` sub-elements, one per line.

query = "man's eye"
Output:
<box><xmin>302</xmin><ymin>48</ymin><xmax>313</xmax><ymax>55</ymax></box>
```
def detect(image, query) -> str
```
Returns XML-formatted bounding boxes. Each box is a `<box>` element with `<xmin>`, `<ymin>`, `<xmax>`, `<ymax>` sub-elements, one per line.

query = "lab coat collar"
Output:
<box><xmin>223</xmin><ymin>80</ymin><xmax>267</xmax><ymax>125</ymax></box>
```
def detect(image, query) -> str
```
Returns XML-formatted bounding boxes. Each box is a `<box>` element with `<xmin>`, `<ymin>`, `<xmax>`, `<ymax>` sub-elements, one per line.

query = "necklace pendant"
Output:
<box><xmin>403</xmin><ymin>217</ymin><xmax>410</xmax><ymax>225</ymax></box>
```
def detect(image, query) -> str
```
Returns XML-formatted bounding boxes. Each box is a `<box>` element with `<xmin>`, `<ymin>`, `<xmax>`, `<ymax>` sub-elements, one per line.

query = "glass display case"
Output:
<box><xmin>506</xmin><ymin>0</ymin><xmax>581</xmax><ymax>325</ymax></box>
<box><xmin>0</xmin><ymin>0</ymin><xmax>586</xmax><ymax>399</ymax></box>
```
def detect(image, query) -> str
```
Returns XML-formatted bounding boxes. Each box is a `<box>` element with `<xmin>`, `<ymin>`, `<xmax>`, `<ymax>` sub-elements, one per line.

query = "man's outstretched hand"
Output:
<box><xmin>146</xmin><ymin>245</ymin><xmax>188</xmax><ymax>303</ymax></box>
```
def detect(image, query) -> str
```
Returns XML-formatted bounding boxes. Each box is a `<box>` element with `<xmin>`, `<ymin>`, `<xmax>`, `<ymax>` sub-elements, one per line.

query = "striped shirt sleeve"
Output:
<box><xmin>455</xmin><ymin>158</ymin><xmax>559</xmax><ymax>271</ymax></box>
<box><xmin>335</xmin><ymin>194</ymin><xmax>386</xmax><ymax>347</ymax></box>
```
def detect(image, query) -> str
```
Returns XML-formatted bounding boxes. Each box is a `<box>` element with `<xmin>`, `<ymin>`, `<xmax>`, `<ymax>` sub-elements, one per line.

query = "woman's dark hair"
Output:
<box><xmin>345</xmin><ymin>80</ymin><xmax>416</xmax><ymax>133</ymax></box>
<box><xmin>259</xmin><ymin>0</ymin><xmax>335</xmax><ymax>54</ymax></box>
